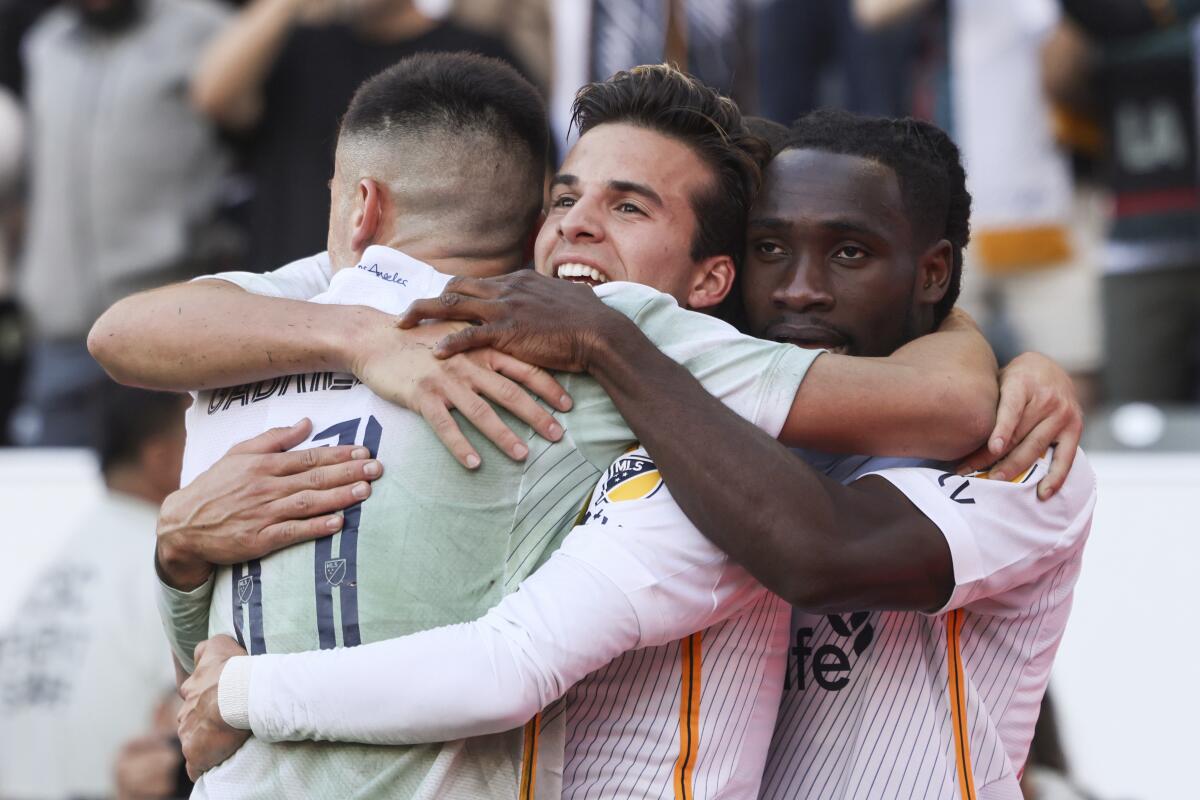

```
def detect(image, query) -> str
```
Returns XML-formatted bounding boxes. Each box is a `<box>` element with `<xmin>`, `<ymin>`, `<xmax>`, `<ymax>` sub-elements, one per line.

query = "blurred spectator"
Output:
<box><xmin>10</xmin><ymin>0</ymin><xmax>234</xmax><ymax>447</ymax></box>
<box><xmin>1021</xmin><ymin>691</ymin><xmax>1098</xmax><ymax>800</ymax></box>
<box><xmin>0</xmin><ymin>0</ymin><xmax>55</xmax><ymax>95</ymax></box>
<box><xmin>756</xmin><ymin>0</ymin><xmax>920</xmax><ymax>124</ymax></box>
<box><xmin>0</xmin><ymin>84</ymin><xmax>24</xmax><ymax>444</ymax></box>
<box><xmin>444</xmin><ymin>0</ymin><xmax>551</xmax><ymax>95</ymax></box>
<box><xmin>948</xmin><ymin>0</ymin><xmax>1103</xmax><ymax>405</ymax></box>
<box><xmin>0</xmin><ymin>384</ymin><xmax>188</xmax><ymax>800</ymax></box>
<box><xmin>190</xmin><ymin>0</ymin><xmax>519</xmax><ymax>271</ymax></box>
<box><xmin>550</xmin><ymin>0</ymin><xmax>753</xmax><ymax>153</ymax></box>
<box><xmin>1061</xmin><ymin>0</ymin><xmax>1200</xmax><ymax>404</ymax></box>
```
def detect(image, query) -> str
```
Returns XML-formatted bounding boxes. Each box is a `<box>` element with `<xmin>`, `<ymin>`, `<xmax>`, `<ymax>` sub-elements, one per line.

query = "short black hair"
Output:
<box><xmin>744</xmin><ymin>116</ymin><xmax>790</xmax><ymax>157</ymax></box>
<box><xmin>97</xmin><ymin>382</ymin><xmax>185</xmax><ymax>475</ymax></box>
<box><xmin>783</xmin><ymin>110</ymin><xmax>972</xmax><ymax>325</ymax></box>
<box><xmin>571</xmin><ymin>64</ymin><xmax>768</xmax><ymax>271</ymax></box>
<box><xmin>340</xmin><ymin>51</ymin><xmax>549</xmax><ymax>237</ymax></box>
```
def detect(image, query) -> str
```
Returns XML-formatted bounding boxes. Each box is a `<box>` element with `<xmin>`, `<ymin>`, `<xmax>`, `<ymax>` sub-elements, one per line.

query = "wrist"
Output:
<box><xmin>155</xmin><ymin>498</ymin><xmax>213</xmax><ymax>591</ymax></box>
<box><xmin>586</xmin><ymin>311</ymin><xmax>648</xmax><ymax>384</ymax></box>
<box><xmin>156</xmin><ymin>537</ymin><xmax>213</xmax><ymax>592</ymax></box>
<box><xmin>218</xmin><ymin>656</ymin><xmax>253</xmax><ymax>731</ymax></box>
<box><xmin>323</xmin><ymin>304</ymin><xmax>388</xmax><ymax>378</ymax></box>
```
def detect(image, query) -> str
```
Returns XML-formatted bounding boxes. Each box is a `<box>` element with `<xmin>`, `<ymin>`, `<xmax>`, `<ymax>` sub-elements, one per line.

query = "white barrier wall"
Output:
<box><xmin>0</xmin><ymin>449</ymin><xmax>1194</xmax><ymax>798</ymax></box>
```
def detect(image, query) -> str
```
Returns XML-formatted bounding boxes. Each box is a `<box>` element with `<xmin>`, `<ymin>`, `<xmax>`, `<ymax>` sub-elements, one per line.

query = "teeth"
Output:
<box><xmin>555</xmin><ymin>263</ymin><xmax>608</xmax><ymax>283</ymax></box>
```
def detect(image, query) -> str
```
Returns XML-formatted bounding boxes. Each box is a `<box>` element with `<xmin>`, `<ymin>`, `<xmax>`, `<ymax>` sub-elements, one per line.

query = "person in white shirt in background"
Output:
<box><xmin>0</xmin><ymin>383</ymin><xmax>189</xmax><ymax>800</ymax></box>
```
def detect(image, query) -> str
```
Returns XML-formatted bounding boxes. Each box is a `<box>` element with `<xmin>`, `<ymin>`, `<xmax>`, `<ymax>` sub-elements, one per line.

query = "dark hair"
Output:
<box><xmin>340</xmin><ymin>51</ymin><xmax>549</xmax><ymax>231</ymax></box>
<box><xmin>783</xmin><ymin>110</ymin><xmax>972</xmax><ymax>325</ymax></box>
<box><xmin>571</xmin><ymin>64</ymin><xmax>768</xmax><ymax>271</ymax></box>
<box><xmin>98</xmin><ymin>382</ymin><xmax>185</xmax><ymax>474</ymax></box>
<box><xmin>744</xmin><ymin>116</ymin><xmax>790</xmax><ymax>157</ymax></box>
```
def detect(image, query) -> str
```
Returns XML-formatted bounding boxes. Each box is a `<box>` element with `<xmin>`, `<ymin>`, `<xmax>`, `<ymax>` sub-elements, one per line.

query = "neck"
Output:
<box><xmin>352</xmin><ymin>3</ymin><xmax>437</xmax><ymax>41</ymax></box>
<box><xmin>105</xmin><ymin>465</ymin><xmax>168</xmax><ymax>507</ymax></box>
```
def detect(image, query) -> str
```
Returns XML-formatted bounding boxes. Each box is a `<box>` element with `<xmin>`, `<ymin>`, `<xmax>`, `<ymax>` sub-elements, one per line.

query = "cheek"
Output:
<box><xmin>532</xmin><ymin>225</ymin><xmax>555</xmax><ymax>275</ymax></box>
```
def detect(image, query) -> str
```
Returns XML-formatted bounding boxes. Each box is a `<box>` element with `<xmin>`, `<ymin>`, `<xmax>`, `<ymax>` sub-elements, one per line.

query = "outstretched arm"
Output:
<box><xmin>88</xmin><ymin>276</ymin><xmax>570</xmax><ymax>467</ymax></box>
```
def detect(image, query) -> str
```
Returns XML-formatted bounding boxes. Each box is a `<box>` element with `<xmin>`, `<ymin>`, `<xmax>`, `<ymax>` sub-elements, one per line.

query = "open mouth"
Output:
<box><xmin>555</xmin><ymin>263</ymin><xmax>610</xmax><ymax>287</ymax></box>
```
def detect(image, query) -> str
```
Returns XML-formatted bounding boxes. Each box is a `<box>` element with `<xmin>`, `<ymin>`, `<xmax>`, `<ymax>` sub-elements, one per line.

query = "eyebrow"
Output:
<box><xmin>549</xmin><ymin>174</ymin><xmax>665</xmax><ymax>208</ymax></box>
<box><xmin>748</xmin><ymin>215</ymin><xmax>888</xmax><ymax>241</ymax></box>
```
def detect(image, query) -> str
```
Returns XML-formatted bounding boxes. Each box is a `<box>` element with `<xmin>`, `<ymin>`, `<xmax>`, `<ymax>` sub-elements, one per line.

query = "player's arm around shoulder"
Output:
<box><xmin>864</xmin><ymin>447</ymin><xmax>1097</xmax><ymax>614</ymax></box>
<box><xmin>566</xmin><ymin>447</ymin><xmax>769</xmax><ymax>648</ymax></box>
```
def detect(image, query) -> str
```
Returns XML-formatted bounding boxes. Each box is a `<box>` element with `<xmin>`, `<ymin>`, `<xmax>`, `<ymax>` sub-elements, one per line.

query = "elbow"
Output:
<box><xmin>189</xmin><ymin>77</ymin><xmax>227</xmax><ymax>123</ymax></box>
<box><xmin>88</xmin><ymin>300</ymin><xmax>144</xmax><ymax>387</ymax></box>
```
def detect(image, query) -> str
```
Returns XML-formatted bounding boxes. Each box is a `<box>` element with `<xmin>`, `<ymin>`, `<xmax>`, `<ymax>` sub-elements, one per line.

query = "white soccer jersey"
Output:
<box><xmin>761</xmin><ymin>449</ymin><xmax>1097</xmax><ymax>800</ymax></box>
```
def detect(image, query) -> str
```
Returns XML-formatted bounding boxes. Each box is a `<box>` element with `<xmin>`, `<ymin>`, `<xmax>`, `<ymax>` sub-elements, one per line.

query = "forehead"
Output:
<box><xmin>561</xmin><ymin>123</ymin><xmax>714</xmax><ymax>203</ymax></box>
<box><xmin>754</xmin><ymin>149</ymin><xmax>910</xmax><ymax>239</ymax></box>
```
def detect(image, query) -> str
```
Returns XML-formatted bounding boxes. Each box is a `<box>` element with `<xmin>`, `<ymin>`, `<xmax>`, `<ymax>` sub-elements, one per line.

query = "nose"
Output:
<box><xmin>558</xmin><ymin>196</ymin><xmax>605</xmax><ymax>244</ymax></box>
<box><xmin>772</xmin><ymin>256</ymin><xmax>835</xmax><ymax>313</ymax></box>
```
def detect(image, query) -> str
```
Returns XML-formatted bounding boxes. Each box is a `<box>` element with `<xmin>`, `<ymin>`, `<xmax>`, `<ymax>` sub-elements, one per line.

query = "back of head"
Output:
<box><xmin>97</xmin><ymin>381</ymin><xmax>185</xmax><ymax>477</ymax></box>
<box><xmin>784</xmin><ymin>110</ymin><xmax>972</xmax><ymax>325</ymax></box>
<box><xmin>337</xmin><ymin>51</ymin><xmax>549</xmax><ymax>260</ymax></box>
<box><xmin>570</xmin><ymin>64</ymin><xmax>768</xmax><ymax>271</ymax></box>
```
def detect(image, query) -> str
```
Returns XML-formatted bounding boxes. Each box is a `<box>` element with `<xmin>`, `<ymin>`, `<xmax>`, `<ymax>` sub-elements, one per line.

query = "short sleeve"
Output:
<box><xmin>862</xmin><ymin>448</ymin><xmax>1097</xmax><ymax>613</ymax></box>
<box><xmin>194</xmin><ymin>253</ymin><xmax>333</xmax><ymax>300</ymax></box>
<box><xmin>560</xmin><ymin>447</ymin><xmax>765</xmax><ymax>646</ymax></box>
<box><xmin>595</xmin><ymin>282</ymin><xmax>820</xmax><ymax>437</ymax></box>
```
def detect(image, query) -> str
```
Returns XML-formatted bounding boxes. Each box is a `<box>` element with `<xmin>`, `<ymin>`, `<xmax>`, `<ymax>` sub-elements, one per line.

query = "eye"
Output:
<box><xmin>551</xmin><ymin>194</ymin><xmax>576</xmax><ymax>209</ymax></box>
<box><xmin>834</xmin><ymin>244</ymin><xmax>868</xmax><ymax>260</ymax></box>
<box><xmin>753</xmin><ymin>240</ymin><xmax>787</xmax><ymax>257</ymax></box>
<box><xmin>616</xmin><ymin>201</ymin><xmax>645</xmax><ymax>215</ymax></box>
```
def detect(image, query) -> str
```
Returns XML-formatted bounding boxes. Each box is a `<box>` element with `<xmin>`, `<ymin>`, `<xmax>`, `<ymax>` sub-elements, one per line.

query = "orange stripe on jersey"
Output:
<box><xmin>946</xmin><ymin>610</ymin><xmax>977</xmax><ymax>800</ymax></box>
<box><xmin>672</xmin><ymin>632</ymin><xmax>703</xmax><ymax>800</ymax></box>
<box><xmin>520</xmin><ymin>713</ymin><xmax>540</xmax><ymax>800</ymax></box>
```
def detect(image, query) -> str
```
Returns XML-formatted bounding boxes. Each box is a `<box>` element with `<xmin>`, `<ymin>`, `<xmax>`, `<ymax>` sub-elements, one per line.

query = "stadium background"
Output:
<box><xmin>0</xmin><ymin>1</ymin><xmax>1197</xmax><ymax>798</ymax></box>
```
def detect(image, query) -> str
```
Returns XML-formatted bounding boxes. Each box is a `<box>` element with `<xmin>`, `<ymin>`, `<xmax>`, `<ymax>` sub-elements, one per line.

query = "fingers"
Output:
<box><xmin>984</xmin><ymin>416</ymin><xmax>1059</xmax><ymax>484</ymax></box>
<box><xmin>986</xmin><ymin>381</ymin><xmax>1030</xmax><ymax>456</ymax></box>
<box><xmin>1038</xmin><ymin>418</ymin><xmax>1082</xmax><ymax>500</ymax></box>
<box><xmin>397</xmin><ymin>294</ymin><xmax>496</xmax><ymax>329</ymax></box>
<box><xmin>470</xmin><ymin>360</ymin><xmax>564</xmax><ymax>444</ymax></box>
<box><xmin>434</xmin><ymin>324</ymin><xmax>501</xmax><ymax>358</ymax></box>
<box><xmin>955</xmin><ymin>443</ymin><xmax>996</xmax><ymax>476</ymax></box>
<box><xmin>276</xmin><ymin>457</ymin><xmax>383</xmax><ymax>494</ymax></box>
<box><xmin>192</xmin><ymin>640</ymin><xmax>208</xmax><ymax>668</ymax></box>
<box><xmin>488</xmin><ymin>351</ymin><xmax>572</xmax><ymax>412</ymax></box>
<box><xmin>258</xmin><ymin>513</ymin><xmax>345</xmax><ymax>551</ymax></box>
<box><xmin>444</xmin><ymin>379</ymin><xmax>530</xmax><ymax>462</ymax></box>
<box><xmin>264</xmin><ymin>443</ymin><xmax>365</xmax><ymax>477</ymax></box>
<box><xmin>262</xmin><ymin>482</ymin><xmax>370</xmax><ymax>529</ymax></box>
<box><xmin>417</xmin><ymin>396</ymin><xmax>481</xmax><ymax>470</ymax></box>
<box><xmin>227</xmin><ymin>418</ymin><xmax>312</xmax><ymax>456</ymax></box>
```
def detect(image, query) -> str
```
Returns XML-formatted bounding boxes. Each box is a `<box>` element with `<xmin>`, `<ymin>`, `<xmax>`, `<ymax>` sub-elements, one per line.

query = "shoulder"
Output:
<box><xmin>25</xmin><ymin>7</ymin><xmax>75</xmax><ymax>51</ymax></box>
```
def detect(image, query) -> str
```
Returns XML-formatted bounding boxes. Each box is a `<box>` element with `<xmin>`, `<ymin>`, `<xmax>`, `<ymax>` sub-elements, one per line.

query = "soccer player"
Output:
<box><xmin>90</xmin><ymin>61</ymin><xmax>1015</xmax><ymax>798</ymax></box>
<box><xmin>173</xmin><ymin>112</ymin><xmax>1092</xmax><ymax>800</ymax></box>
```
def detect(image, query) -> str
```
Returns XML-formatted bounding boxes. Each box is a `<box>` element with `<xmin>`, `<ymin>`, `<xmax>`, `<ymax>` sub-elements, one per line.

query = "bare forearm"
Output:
<box><xmin>587</xmin><ymin>326</ymin><xmax>947</xmax><ymax>610</ymax></box>
<box><xmin>88</xmin><ymin>280</ymin><xmax>372</xmax><ymax>391</ymax></box>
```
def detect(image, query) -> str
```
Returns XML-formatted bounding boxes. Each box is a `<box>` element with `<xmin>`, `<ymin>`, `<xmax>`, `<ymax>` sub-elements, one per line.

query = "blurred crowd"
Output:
<box><xmin>1</xmin><ymin>0</ymin><xmax>1199</xmax><ymax>451</ymax></box>
<box><xmin>0</xmin><ymin>0</ymin><xmax>1194</xmax><ymax>798</ymax></box>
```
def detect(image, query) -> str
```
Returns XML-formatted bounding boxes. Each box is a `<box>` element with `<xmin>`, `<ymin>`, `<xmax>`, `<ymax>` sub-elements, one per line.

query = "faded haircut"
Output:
<box><xmin>337</xmin><ymin>51</ymin><xmax>549</xmax><ymax>257</ymax></box>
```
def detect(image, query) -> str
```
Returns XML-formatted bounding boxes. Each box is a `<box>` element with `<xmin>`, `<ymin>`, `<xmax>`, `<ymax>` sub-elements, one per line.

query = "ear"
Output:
<box><xmin>349</xmin><ymin>178</ymin><xmax>385</xmax><ymax>257</ymax></box>
<box><xmin>916</xmin><ymin>238</ymin><xmax>953</xmax><ymax>306</ymax></box>
<box><xmin>686</xmin><ymin>254</ymin><xmax>736</xmax><ymax>310</ymax></box>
